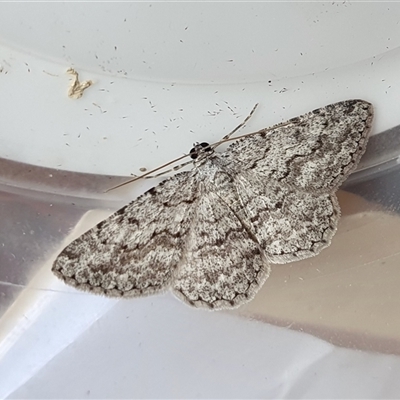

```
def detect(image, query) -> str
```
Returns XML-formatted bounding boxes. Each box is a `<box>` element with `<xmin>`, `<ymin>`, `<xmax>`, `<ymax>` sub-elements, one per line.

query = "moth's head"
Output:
<box><xmin>189</xmin><ymin>142</ymin><xmax>213</xmax><ymax>161</ymax></box>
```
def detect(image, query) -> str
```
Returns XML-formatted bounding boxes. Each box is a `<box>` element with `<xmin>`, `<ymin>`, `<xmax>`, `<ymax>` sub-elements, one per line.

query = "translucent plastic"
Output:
<box><xmin>2</xmin><ymin>2</ymin><xmax>400</xmax><ymax>398</ymax></box>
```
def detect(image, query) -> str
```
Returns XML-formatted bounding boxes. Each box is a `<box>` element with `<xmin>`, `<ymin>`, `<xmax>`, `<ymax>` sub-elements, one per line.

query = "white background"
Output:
<box><xmin>1</xmin><ymin>3</ymin><xmax>400</xmax><ymax>398</ymax></box>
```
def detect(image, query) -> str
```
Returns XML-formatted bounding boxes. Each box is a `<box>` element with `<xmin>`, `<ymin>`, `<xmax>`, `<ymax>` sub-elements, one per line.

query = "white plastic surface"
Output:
<box><xmin>0</xmin><ymin>2</ymin><xmax>400</xmax><ymax>177</ymax></box>
<box><xmin>1</xmin><ymin>3</ymin><xmax>400</xmax><ymax>399</ymax></box>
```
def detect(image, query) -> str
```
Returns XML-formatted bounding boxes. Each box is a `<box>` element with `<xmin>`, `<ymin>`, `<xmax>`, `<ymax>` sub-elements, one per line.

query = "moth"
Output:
<box><xmin>53</xmin><ymin>100</ymin><xmax>373</xmax><ymax>310</ymax></box>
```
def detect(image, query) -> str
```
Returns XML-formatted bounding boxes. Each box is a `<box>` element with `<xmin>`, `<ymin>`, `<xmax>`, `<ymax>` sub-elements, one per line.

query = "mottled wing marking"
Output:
<box><xmin>173</xmin><ymin>188</ymin><xmax>270</xmax><ymax>310</ymax></box>
<box><xmin>52</xmin><ymin>171</ymin><xmax>198</xmax><ymax>297</ymax></box>
<box><xmin>224</xmin><ymin>100</ymin><xmax>373</xmax><ymax>192</ymax></box>
<box><xmin>232</xmin><ymin>173</ymin><xmax>340</xmax><ymax>263</ymax></box>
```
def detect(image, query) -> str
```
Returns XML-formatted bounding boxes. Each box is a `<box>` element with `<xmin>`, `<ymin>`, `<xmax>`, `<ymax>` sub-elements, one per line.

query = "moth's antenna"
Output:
<box><xmin>212</xmin><ymin>103</ymin><xmax>259</xmax><ymax>149</ymax></box>
<box><xmin>213</xmin><ymin>119</ymin><xmax>293</xmax><ymax>147</ymax></box>
<box><xmin>106</xmin><ymin>103</ymin><xmax>267</xmax><ymax>192</ymax></box>
<box><xmin>105</xmin><ymin>153</ymin><xmax>190</xmax><ymax>192</ymax></box>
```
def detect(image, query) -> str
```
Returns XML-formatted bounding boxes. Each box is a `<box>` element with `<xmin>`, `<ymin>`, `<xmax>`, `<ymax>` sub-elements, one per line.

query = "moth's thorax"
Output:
<box><xmin>193</xmin><ymin>149</ymin><xmax>225</xmax><ymax>167</ymax></box>
<box><xmin>190</xmin><ymin>142</ymin><xmax>233</xmax><ymax>173</ymax></box>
